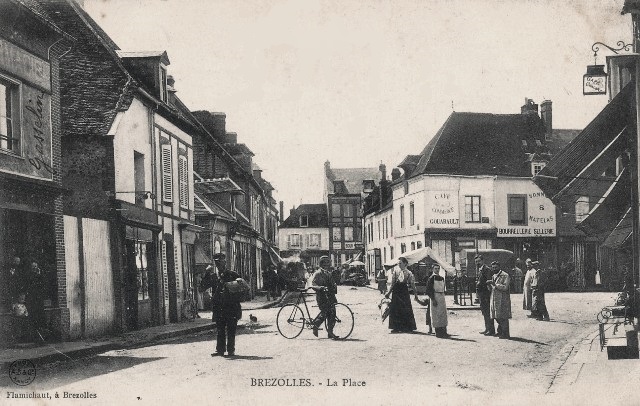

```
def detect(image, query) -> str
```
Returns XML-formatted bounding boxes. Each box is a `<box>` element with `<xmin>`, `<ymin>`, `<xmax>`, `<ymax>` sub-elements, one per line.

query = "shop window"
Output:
<box><xmin>465</xmin><ymin>196</ymin><xmax>481</xmax><ymax>223</ymax></box>
<box><xmin>135</xmin><ymin>241</ymin><xmax>149</xmax><ymax>300</ymax></box>
<box><xmin>0</xmin><ymin>77</ymin><xmax>21</xmax><ymax>153</ymax></box>
<box><xmin>508</xmin><ymin>195</ymin><xmax>527</xmax><ymax>226</ymax></box>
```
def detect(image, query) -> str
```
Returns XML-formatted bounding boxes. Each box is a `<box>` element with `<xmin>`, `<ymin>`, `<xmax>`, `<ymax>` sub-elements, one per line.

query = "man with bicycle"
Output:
<box><xmin>311</xmin><ymin>255</ymin><xmax>339</xmax><ymax>339</ymax></box>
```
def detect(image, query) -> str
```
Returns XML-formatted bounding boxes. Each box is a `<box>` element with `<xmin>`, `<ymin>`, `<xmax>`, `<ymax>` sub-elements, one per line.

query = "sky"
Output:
<box><xmin>84</xmin><ymin>0</ymin><xmax>631</xmax><ymax>211</ymax></box>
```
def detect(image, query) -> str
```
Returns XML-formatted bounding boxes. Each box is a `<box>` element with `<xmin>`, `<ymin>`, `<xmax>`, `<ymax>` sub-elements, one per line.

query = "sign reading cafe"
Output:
<box><xmin>426</xmin><ymin>191</ymin><xmax>459</xmax><ymax>228</ymax></box>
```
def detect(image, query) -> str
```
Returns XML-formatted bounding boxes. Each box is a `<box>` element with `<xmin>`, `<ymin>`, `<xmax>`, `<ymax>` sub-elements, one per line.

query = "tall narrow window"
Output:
<box><xmin>409</xmin><ymin>202</ymin><xmax>415</xmax><ymax>226</ymax></box>
<box><xmin>161</xmin><ymin>144</ymin><xmax>173</xmax><ymax>202</ymax></box>
<box><xmin>377</xmin><ymin>221</ymin><xmax>381</xmax><ymax>240</ymax></box>
<box><xmin>134</xmin><ymin>151</ymin><xmax>145</xmax><ymax>205</ymax></box>
<box><xmin>465</xmin><ymin>196</ymin><xmax>481</xmax><ymax>223</ymax></box>
<box><xmin>178</xmin><ymin>155</ymin><xmax>189</xmax><ymax>209</ymax></box>
<box><xmin>390</xmin><ymin>214</ymin><xmax>393</xmax><ymax>236</ymax></box>
<box><xmin>400</xmin><ymin>205</ymin><xmax>405</xmax><ymax>228</ymax></box>
<box><xmin>0</xmin><ymin>77</ymin><xmax>20</xmax><ymax>153</ymax></box>
<box><xmin>508</xmin><ymin>195</ymin><xmax>527</xmax><ymax>225</ymax></box>
<box><xmin>159</xmin><ymin>66</ymin><xmax>168</xmax><ymax>102</ymax></box>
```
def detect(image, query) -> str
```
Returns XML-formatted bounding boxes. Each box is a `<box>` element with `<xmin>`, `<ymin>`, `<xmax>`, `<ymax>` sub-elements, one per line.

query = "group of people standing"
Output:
<box><xmin>522</xmin><ymin>258</ymin><xmax>550</xmax><ymax>321</ymax></box>
<box><xmin>383</xmin><ymin>257</ymin><xmax>450</xmax><ymax>338</ymax></box>
<box><xmin>380</xmin><ymin>254</ymin><xmax>548</xmax><ymax>341</ymax></box>
<box><xmin>4</xmin><ymin>256</ymin><xmax>48</xmax><ymax>342</ymax></box>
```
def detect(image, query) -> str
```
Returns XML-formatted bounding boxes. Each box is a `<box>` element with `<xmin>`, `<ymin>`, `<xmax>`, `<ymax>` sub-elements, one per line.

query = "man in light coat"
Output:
<box><xmin>489</xmin><ymin>261</ymin><xmax>512</xmax><ymax>339</ymax></box>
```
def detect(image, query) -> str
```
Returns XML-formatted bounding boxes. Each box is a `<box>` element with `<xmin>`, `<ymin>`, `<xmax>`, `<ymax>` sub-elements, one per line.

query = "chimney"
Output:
<box><xmin>167</xmin><ymin>75</ymin><xmax>176</xmax><ymax>93</ymax></box>
<box><xmin>212</xmin><ymin>112</ymin><xmax>226</xmax><ymax>140</ymax></box>
<box><xmin>225</xmin><ymin>132</ymin><xmax>238</xmax><ymax>145</ymax></box>
<box><xmin>253</xmin><ymin>168</ymin><xmax>262</xmax><ymax>181</ymax></box>
<box><xmin>391</xmin><ymin>168</ymin><xmax>401</xmax><ymax>181</ymax></box>
<box><xmin>521</xmin><ymin>98</ymin><xmax>538</xmax><ymax>114</ymax></box>
<box><xmin>279</xmin><ymin>201</ymin><xmax>284</xmax><ymax>222</ymax></box>
<box><xmin>379</xmin><ymin>163</ymin><xmax>387</xmax><ymax>181</ymax></box>
<box><xmin>290</xmin><ymin>206</ymin><xmax>296</xmax><ymax>216</ymax></box>
<box><xmin>324</xmin><ymin>160</ymin><xmax>331</xmax><ymax>175</ymax></box>
<box><xmin>540</xmin><ymin>100</ymin><xmax>552</xmax><ymax>139</ymax></box>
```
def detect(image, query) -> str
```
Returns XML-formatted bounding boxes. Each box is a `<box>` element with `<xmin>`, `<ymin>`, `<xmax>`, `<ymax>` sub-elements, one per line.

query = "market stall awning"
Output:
<box><xmin>602</xmin><ymin>208</ymin><xmax>633</xmax><ymax>249</ymax></box>
<box><xmin>578</xmin><ymin>168</ymin><xmax>631</xmax><ymax>236</ymax></box>
<box><xmin>384</xmin><ymin>247</ymin><xmax>455</xmax><ymax>276</ymax></box>
<box><xmin>533</xmin><ymin>81</ymin><xmax>635</xmax><ymax>201</ymax></box>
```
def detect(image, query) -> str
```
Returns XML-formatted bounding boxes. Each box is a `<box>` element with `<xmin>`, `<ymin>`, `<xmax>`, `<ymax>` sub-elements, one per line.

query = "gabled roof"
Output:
<box><xmin>281</xmin><ymin>204</ymin><xmax>328</xmax><ymax>228</ymax></box>
<box><xmin>326</xmin><ymin>167</ymin><xmax>380</xmax><ymax>195</ymax></box>
<box><xmin>409</xmin><ymin>111</ymin><xmax>546</xmax><ymax>178</ymax></box>
<box><xmin>195</xmin><ymin>178</ymin><xmax>244</xmax><ymax>195</ymax></box>
<box><xmin>194</xmin><ymin>193</ymin><xmax>235</xmax><ymax>221</ymax></box>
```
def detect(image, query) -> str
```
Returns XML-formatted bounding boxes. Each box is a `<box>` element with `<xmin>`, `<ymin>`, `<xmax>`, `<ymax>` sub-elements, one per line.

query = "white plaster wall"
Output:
<box><xmin>278</xmin><ymin>227</ymin><xmax>330</xmax><ymax>251</ymax></box>
<box><xmin>494</xmin><ymin>177</ymin><xmax>556</xmax><ymax>237</ymax></box>
<box><xmin>113</xmin><ymin>98</ymin><xmax>152</xmax><ymax>208</ymax></box>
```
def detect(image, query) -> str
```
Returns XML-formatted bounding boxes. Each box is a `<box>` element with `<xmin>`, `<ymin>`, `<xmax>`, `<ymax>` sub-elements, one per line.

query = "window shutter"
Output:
<box><xmin>178</xmin><ymin>155</ymin><xmax>189</xmax><ymax>208</ymax></box>
<box><xmin>161</xmin><ymin>144</ymin><xmax>173</xmax><ymax>202</ymax></box>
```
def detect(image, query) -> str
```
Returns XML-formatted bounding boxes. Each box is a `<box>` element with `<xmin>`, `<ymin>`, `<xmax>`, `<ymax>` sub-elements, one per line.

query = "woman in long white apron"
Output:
<box><xmin>425</xmin><ymin>264</ymin><xmax>449</xmax><ymax>338</ymax></box>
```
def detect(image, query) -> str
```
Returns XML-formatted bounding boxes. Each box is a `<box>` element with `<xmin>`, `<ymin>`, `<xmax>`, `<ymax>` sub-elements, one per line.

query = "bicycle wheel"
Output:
<box><xmin>326</xmin><ymin>303</ymin><xmax>354</xmax><ymax>340</ymax></box>
<box><xmin>277</xmin><ymin>304</ymin><xmax>305</xmax><ymax>339</ymax></box>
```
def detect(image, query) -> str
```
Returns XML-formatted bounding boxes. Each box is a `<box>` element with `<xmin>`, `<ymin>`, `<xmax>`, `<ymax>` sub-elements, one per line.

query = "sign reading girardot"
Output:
<box><xmin>426</xmin><ymin>191</ymin><xmax>459</xmax><ymax>228</ymax></box>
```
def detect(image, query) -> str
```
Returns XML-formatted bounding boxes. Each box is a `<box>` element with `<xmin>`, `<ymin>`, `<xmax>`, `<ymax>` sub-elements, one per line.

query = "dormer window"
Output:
<box><xmin>532</xmin><ymin>161</ymin><xmax>546</xmax><ymax>176</ymax></box>
<box><xmin>299</xmin><ymin>215</ymin><xmax>309</xmax><ymax>227</ymax></box>
<box><xmin>159</xmin><ymin>65</ymin><xmax>168</xmax><ymax>102</ymax></box>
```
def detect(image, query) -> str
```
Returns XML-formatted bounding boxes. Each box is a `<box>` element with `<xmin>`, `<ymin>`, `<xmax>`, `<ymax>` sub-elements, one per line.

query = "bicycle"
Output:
<box><xmin>276</xmin><ymin>287</ymin><xmax>354</xmax><ymax>340</ymax></box>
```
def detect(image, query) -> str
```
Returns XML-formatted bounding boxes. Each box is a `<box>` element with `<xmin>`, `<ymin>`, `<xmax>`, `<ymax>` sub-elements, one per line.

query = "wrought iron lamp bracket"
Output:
<box><xmin>591</xmin><ymin>41</ymin><xmax>634</xmax><ymax>62</ymax></box>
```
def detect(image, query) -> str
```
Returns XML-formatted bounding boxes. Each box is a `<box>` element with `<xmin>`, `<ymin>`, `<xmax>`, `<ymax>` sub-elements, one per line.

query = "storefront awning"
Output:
<box><xmin>533</xmin><ymin>81</ymin><xmax>635</xmax><ymax>201</ymax></box>
<box><xmin>602</xmin><ymin>208</ymin><xmax>633</xmax><ymax>249</ymax></box>
<box><xmin>578</xmin><ymin>168</ymin><xmax>631</xmax><ymax>236</ymax></box>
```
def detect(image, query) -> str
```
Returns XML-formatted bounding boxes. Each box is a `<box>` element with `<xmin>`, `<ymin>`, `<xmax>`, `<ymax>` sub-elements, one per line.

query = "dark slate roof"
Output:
<box><xmin>408</xmin><ymin>111</ymin><xmax>547</xmax><ymax>178</ymax></box>
<box><xmin>281</xmin><ymin>204</ymin><xmax>328</xmax><ymax>228</ymax></box>
<box><xmin>546</xmin><ymin>129</ymin><xmax>581</xmax><ymax>156</ymax></box>
<box><xmin>195</xmin><ymin>178</ymin><xmax>244</xmax><ymax>195</ymax></box>
<box><xmin>15</xmin><ymin>0</ymin><xmax>69</xmax><ymax>37</ymax></box>
<box><xmin>40</xmin><ymin>0</ymin><xmax>134</xmax><ymax>137</ymax></box>
<box><xmin>533</xmin><ymin>82</ymin><xmax>635</xmax><ymax>200</ymax></box>
<box><xmin>326</xmin><ymin>167</ymin><xmax>380</xmax><ymax>195</ymax></box>
<box><xmin>622</xmin><ymin>0</ymin><xmax>640</xmax><ymax>14</ymax></box>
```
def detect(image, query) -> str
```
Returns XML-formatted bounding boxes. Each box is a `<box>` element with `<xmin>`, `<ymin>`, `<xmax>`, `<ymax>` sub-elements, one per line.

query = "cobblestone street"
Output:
<box><xmin>0</xmin><ymin>287</ymin><xmax>625</xmax><ymax>405</ymax></box>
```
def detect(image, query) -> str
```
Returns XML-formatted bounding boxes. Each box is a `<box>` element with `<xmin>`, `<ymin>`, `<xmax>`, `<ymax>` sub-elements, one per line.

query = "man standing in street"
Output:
<box><xmin>488</xmin><ymin>261</ymin><xmax>512</xmax><ymax>339</ymax></box>
<box><xmin>311</xmin><ymin>255</ymin><xmax>339</xmax><ymax>339</ymax></box>
<box><xmin>204</xmin><ymin>253</ymin><xmax>242</xmax><ymax>357</ymax></box>
<box><xmin>531</xmin><ymin>261</ymin><xmax>550</xmax><ymax>321</ymax></box>
<box><xmin>475</xmin><ymin>254</ymin><xmax>496</xmax><ymax>335</ymax></box>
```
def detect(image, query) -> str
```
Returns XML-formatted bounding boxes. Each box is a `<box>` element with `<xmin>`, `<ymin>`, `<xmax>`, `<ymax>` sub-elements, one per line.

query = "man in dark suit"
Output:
<box><xmin>201</xmin><ymin>253</ymin><xmax>242</xmax><ymax>357</ymax></box>
<box><xmin>311</xmin><ymin>256</ymin><xmax>339</xmax><ymax>339</ymax></box>
<box><xmin>475</xmin><ymin>255</ymin><xmax>496</xmax><ymax>335</ymax></box>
